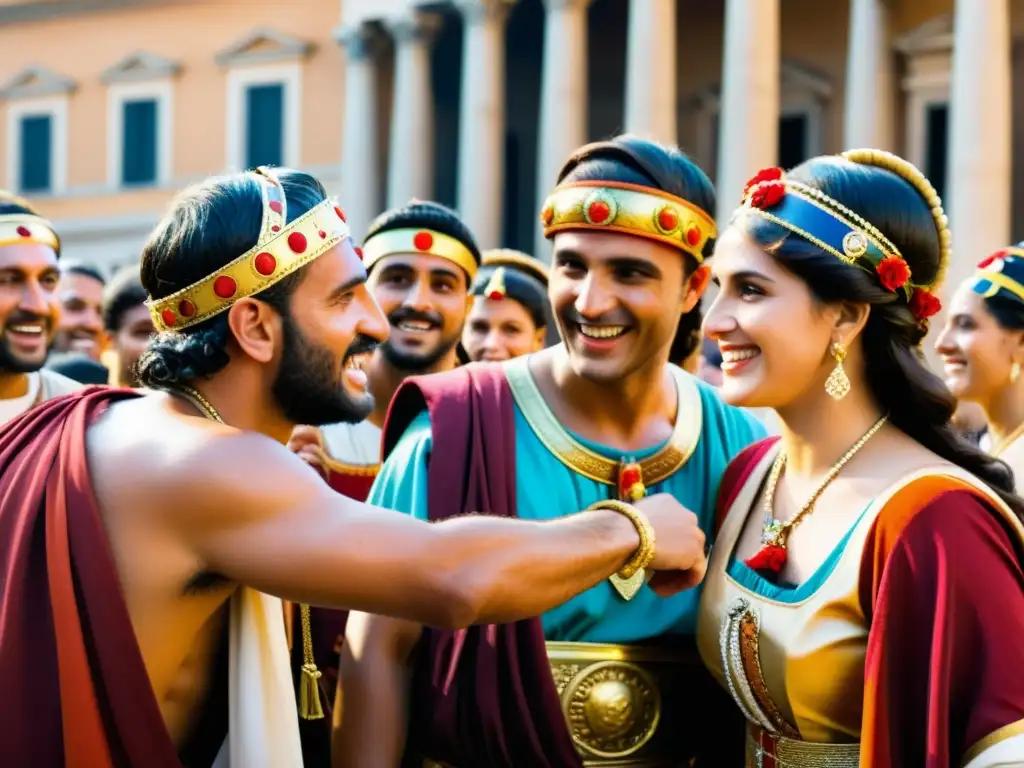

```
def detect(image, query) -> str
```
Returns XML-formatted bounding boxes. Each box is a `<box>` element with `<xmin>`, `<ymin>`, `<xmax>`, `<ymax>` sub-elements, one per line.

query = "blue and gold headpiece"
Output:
<box><xmin>739</xmin><ymin>150</ymin><xmax>948</xmax><ymax>324</ymax></box>
<box><xmin>971</xmin><ymin>247</ymin><xmax>1024</xmax><ymax>306</ymax></box>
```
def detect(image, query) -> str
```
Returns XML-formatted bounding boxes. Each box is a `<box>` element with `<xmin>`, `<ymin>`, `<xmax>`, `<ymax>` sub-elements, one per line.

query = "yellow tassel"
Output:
<box><xmin>300</xmin><ymin>663</ymin><xmax>324</xmax><ymax>720</ymax></box>
<box><xmin>298</xmin><ymin>603</ymin><xmax>324</xmax><ymax>720</ymax></box>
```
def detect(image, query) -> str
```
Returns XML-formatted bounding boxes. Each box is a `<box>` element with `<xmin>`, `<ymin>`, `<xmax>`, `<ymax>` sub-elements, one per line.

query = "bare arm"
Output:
<box><xmin>333</xmin><ymin>612</ymin><xmax>421</xmax><ymax>768</ymax></box>
<box><xmin>164</xmin><ymin>432</ymin><xmax>644</xmax><ymax>628</ymax></box>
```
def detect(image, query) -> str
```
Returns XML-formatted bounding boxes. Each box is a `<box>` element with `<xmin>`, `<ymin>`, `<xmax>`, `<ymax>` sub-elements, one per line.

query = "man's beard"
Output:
<box><xmin>381</xmin><ymin>306</ymin><xmax>460</xmax><ymax>373</ymax></box>
<box><xmin>272</xmin><ymin>314</ymin><xmax>378</xmax><ymax>426</ymax></box>
<box><xmin>0</xmin><ymin>314</ymin><xmax>52</xmax><ymax>374</ymax></box>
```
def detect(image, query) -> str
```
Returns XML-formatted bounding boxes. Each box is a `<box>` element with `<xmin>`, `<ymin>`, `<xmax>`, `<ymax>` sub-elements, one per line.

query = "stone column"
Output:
<box><xmin>946</xmin><ymin>0</ymin><xmax>1011</xmax><ymax>298</ymax></box>
<box><xmin>456</xmin><ymin>0</ymin><xmax>512</xmax><ymax>249</ymax></box>
<box><xmin>535</xmin><ymin>0</ymin><xmax>591</xmax><ymax>259</ymax></box>
<box><xmin>624</xmin><ymin>0</ymin><xmax>677</xmax><ymax>144</ymax></box>
<box><xmin>843</xmin><ymin>0</ymin><xmax>895</xmax><ymax>150</ymax></box>
<box><xmin>385</xmin><ymin>11</ymin><xmax>441</xmax><ymax>209</ymax></box>
<box><xmin>336</xmin><ymin>23</ymin><xmax>381</xmax><ymax>241</ymax></box>
<box><xmin>715</xmin><ymin>0</ymin><xmax>780</xmax><ymax>225</ymax></box>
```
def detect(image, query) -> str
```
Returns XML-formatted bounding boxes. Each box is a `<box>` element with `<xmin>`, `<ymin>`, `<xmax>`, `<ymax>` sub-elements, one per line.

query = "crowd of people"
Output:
<box><xmin>1</xmin><ymin>134</ymin><xmax>1023</xmax><ymax>768</ymax></box>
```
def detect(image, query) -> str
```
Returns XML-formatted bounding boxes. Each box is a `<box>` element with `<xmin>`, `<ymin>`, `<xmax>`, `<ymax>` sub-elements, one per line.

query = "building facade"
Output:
<box><xmin>0</xmin><ymin>0</ymin><xmax>1020</xmax><ymax>311</ymax></box>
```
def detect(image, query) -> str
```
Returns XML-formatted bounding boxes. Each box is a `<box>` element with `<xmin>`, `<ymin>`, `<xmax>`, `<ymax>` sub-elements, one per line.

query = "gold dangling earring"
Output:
<box><xmin>825</xmin><ymin>342</ymin><xmax>851</xmax><ymax>401</ymax></box>
<box><xmin>1012</xmin><ymin>361</ymin><xmax>1021</xmax><ymax>384</ymax></box>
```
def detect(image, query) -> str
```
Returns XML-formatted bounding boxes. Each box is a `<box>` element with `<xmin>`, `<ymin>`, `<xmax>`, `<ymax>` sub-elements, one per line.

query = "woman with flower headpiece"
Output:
<box><xmin>936</xmin><ymin>246</ymin><xmax>1024</xmax><ymax>484</ymax></box>
<box><xmin>461</xmin><ymin>248</ymin><xmax>549</xmax><ymax>362</ymax></box>
<box><xmin>695</xmin><ymin>151</ymin><xmax>1024</xmax><ymax>767</ymax></box>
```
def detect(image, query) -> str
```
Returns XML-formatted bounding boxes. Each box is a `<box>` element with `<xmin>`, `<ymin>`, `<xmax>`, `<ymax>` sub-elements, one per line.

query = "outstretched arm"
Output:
<box><xmin>860</xmin><ymin>492</ymin><xmax>1024</xmax><ymax>767</ymax></box>
<box><xmin>162</xmin><ymin>432</ymin><xmax>702</xmax><ymax>628</ymax></box>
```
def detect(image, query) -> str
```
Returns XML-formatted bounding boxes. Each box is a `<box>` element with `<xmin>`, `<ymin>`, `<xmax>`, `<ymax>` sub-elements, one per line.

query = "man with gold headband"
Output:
<box><xmin>285</xmin><ymin>199</ymin><xmax>478</xmax><ymax>767</ymax></box>
<box><xmin>0</xmin><ymin>190</ymin><xmax>82</xmax><ymax>426</ymax></box>
<box><xmin>0</xmin><ymin>167</ymin><xmax>709</xmax><ymax>767</ymax></box>
<box><xmin>337</xmin><ymin>136</ymin><xmax>767</xmax><ymax>767</ymax></box>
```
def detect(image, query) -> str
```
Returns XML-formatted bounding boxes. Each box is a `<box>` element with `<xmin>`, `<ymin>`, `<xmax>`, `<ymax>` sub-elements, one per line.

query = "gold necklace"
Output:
<box><xmin>745</xmin><ymin>415</ymin><xmax>888</xmax><ymax>576</ymax></box>
<box><xmin>165</xmin><ymin>384</ymin><xmax>325</xmax><ymax>720</ymax></box>
<box><xmin>992</xmin><ymin>419</ymin><xmax>1024</xmax><ymax>457</ymax></box>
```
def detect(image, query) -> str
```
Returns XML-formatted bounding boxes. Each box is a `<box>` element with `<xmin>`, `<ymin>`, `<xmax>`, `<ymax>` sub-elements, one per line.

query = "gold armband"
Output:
<box><xmin>589</xmin><ymin>499</ymin><xmax>656</xmax><ymax>579</ymax></box>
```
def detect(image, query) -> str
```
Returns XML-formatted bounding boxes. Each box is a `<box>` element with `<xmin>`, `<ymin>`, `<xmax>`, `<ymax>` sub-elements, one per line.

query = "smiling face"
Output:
<box><xmin>549</xmin><ymin>230</ymin><xmax>705</xmax><ymax>382</ymax></box>
<box><xmin>54</xmin><ymin>271</ymin><xmax>106</xmax><ymax>361</ymax></box>
<box><xmin>461</xmin><ymin>297</ymin><xmax>544</xmax><ymax>362</ymax></box>
<box><xmin>934</xmin><ymin>282</ymin><xmax>1024</xmax><ymax>404</ymax></box>
<box><xmin>0</xmin><ymin>243</ymin><xmax>61</xmax><ymax>374</ymax></box>
<box><xmin>111</xmin><ymin>303</ymin><xmax>154</xmax><ymax>385</ymax></box>
<box><xmin>269</xmin><ymin>239</ymin><xmax>390</xmax><ymax>425</ymax></box>
<box><xmin>704</xmin><ymin>227</ymin><xmax>838</xmax><ymax>409</ymax></box>
<box><xmin>367</xmin><ymin>252</ymin><xmax>470</xmax><ymax>372</ymax></box>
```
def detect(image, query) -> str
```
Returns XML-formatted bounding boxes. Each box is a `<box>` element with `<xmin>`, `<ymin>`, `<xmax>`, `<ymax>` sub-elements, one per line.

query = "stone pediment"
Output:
<box><xmin>894</xmin><ymin>14</ymin><xmax>953</xmax><ymax>55</ymax></box>
<box><xmin>101</xmin><ymin>51</ymin><xmax>180</xmax><ymax>84</ymax></box>
<box><xmin>0</xmin><ymin>64</ymin><xmax>75</xmax><ymax>100</ymax></box>
<box><xmin>216</xmin><ymin>28</ymin><xmax>313</xmax><ymax>66</ymax></box>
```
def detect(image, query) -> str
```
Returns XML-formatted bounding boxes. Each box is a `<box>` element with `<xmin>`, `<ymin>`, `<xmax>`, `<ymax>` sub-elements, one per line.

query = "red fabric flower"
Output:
<box><xmin>744</xmin><ymin>544</ymin><xmax>787</xmax><ymax>576</ymax></box>
<box><xmin>743</xmin><ymin>166</ymin><xmax>784</xmax><ymax>197</ymax></box>
<box><xmin>909</xmin><ymin>288</ymin><xmax>942</xmax><ymax>320</ymax></box>
<box><xmin>876</xmin><ymin>257</ymin><xmax>911</xmax><ymax>292</ymax></box>
<box><xmin>750</xmin><ymin>181</ymin><xmax>786</xmax><ymax>209</ymax></box>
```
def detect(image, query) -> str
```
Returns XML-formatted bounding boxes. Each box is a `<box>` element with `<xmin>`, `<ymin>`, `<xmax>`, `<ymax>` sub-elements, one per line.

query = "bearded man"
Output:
<box><xmin>0</xmin><ymin>191</ymin><xmax>81</xmax><ymax>426</ymax></box>
<box><xmin>0</xmin><ymin>166</ymin><xmax>709</xmax><ymax>767</ymax></box>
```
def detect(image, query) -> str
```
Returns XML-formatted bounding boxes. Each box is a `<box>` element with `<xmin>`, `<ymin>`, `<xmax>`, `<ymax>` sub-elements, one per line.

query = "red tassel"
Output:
<box><xmin>744</xmin><ymin>544</ymin><xmax>788</xmax><ymax>576</ymax></box>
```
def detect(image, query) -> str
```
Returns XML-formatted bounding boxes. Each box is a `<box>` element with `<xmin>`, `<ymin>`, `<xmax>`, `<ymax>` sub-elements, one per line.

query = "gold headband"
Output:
<box><xmin>481</xmin><ymin>249</ymin><xmax>549</xmax><ymax>285</ymax></box>
<box><xmin>0</xmin><ymin>214</ymin><xmax>60</xmax><ymax>253</ymax></box>
<box><xmin>147</xmin><ymin>169</ymin><xmax>350</xmax><ymax>332</ymax></box>
<box><xmin>540</xmin><ymin>181</ymin><xmax>716</xmax><ymax>262</ymax></box>
<box><xmin>361</xmin><ymin>228</ymin><xmax>478</xmax><ymax>279</ymax></box>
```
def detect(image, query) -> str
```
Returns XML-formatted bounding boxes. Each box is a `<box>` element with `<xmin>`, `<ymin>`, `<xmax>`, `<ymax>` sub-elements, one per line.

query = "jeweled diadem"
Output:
<box><xmin>361</xmin><ymin>227</ymin><xmax>478</xmax><ymax>279</ymax></box>
<box><xmin>0</xmin><ymin>213</ymin><xmax>60</xmax><ymax>253</ymax></box>
<box><xmin>540</xmin><ymin>181</ymin><xmax>716</xmax><ymax>263</ymax></box>
<box><xmin>147</xmin><ymin>168</ymin><xmax>351</xmax><ymax>332</ymax></box>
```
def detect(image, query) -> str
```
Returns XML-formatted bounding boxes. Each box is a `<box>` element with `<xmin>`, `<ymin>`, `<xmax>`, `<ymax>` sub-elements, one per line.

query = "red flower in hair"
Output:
<box><xmin>909</xmin><ymin>288</ymin><xmax>942</xmax><ymax>321</ymax></box>
<box><xmin>743</xmin><ymin>167</ymin><xmax>784</xmax><ymax>197</ymax></box>
<box><xmin>876</xmin><ymin>257</ymin><xmax>910</xmax><ymax>292</ymax></box>
<box><xmin>750</xmin><ymin>181</ymin><xmax>786</xmax><ymax>209</ymax></box>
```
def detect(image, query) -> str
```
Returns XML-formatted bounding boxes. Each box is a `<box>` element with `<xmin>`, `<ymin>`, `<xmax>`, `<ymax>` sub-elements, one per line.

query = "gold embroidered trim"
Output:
<box><xmin>738</xmin><ymin>612</ymin><xmax>800</xmax><ymax>738</ymax></box>
<box><xmin>746</xmin><ymin>725</ymin><xmax>860</xmax><ymax>768</ymax></box>
<box><xmin>962</xmin><ymin>717</ymin><xmax>1024</xmax><ymax>766</ymax></box>
<box><xmin>503</xmin><ymin>357</ymin><xmax>702</xmax><ymax>486</ymax></box>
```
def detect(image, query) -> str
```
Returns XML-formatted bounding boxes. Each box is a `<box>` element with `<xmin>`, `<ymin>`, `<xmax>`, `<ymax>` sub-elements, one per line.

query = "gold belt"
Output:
<box><xmin>746</xmin><ymin>725</ymin><xmax>860</xmax><ymax>768</ymax></box>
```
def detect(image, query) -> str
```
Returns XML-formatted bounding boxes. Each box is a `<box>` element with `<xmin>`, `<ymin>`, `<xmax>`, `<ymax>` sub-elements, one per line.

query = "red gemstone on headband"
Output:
<box><xmin>541</xmin><ymin>205</ymin><xmax>554</xmax><ymax>226</ymax></box>
<box><xmin>16</xmin><ymin>226</ymin><xmax>31</xmax><ymax>238</ymax></box>
<box><xmin>178</xmin><ymin>299</ymin><xmax>196</xmax><ymax>317</ymax></box>
<box><xmin>354</xmin><ymin>246</ymin><xmax>364</xmax><ymax>261</ymax></box>
<box><xmin>488</xmin><ymin>290</ymin><xmax>504</xmax><ymax>301</ymax></box>
<box><xmin>213</xmin><ymin>275</ymin><xmax>237</xmax><ymax>299</ymax></box>
<box><xmin>161</xmin><ymin>309</ymin><xmax>177</xmax><ymax>327</ymax></box>
<box><xmin>588</xmin><ymin>200</ymin><xmax>611</xmax><ymax>224</ymax></box>
<box><xmin>254</xmin><ymin>252</ymin><xmax>277</xmax><ymax>276</ymax></box>
<box><xmin>288</xmin><ymin>232</ymin><xmax>308</xmax><ymax>254</ymax></box>
<box><xmin>271</xmin><ymin>225</ymin><xmax>281</xmax><ymax>233</ymax></box>
<box><xmin>657</xmin><ymin>208</ymin><xmax>679</xmax><ymax>232</ymax></box>
<box><xmin>414</xmin><ymin>231</ymin><xmax>433</xmax><ymax>251</ymax></box>
<box><xmin>269</xmin><ymin>201</ymin><xmax>283</xmax><ymax>214</ymax></box>
<box><xmin>335</xmin><ymin>206</ymin><xmax>346</xmax><ymax>222</ymax></box>
<box><xmin>686</xmin><ymin>225</ymin><xmax>701</xmax><ymax>247</ymax></box>
<box><xmin>319</xmin><ymin>230</ymin><xmax>327</xmax><ymax>239</ymax></box>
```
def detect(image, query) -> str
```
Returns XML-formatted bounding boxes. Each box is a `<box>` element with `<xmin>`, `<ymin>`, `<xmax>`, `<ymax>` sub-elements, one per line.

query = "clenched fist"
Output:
<box><xmin>633</xmin><ymin>493</ymin><xmax>708</xmax><ymax>597</ymax></box>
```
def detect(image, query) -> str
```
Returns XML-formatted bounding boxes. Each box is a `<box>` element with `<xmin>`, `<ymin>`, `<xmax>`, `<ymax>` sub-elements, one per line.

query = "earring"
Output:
<box><xmin>1013</xmin><ymin>361</ymin><xmax>1021</xmax><ymax>384</ymax></box>
<box><xmin>825</xmin><ymin>342</ymin><xmax>851</xmax><ymax>401</ymax></box>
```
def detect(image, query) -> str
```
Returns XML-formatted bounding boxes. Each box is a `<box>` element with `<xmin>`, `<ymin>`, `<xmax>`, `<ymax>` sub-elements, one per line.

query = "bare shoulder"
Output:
<box><xmin>88</xmin><ymin>392</ymin><xmax>334</xmax><ymax>529</ymax></box>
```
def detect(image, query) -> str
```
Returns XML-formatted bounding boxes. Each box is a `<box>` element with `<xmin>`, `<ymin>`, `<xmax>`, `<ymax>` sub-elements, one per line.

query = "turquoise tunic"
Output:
<box><xmin>369</xmin><ymin>365</ymin><xmax>767</xmax><ymax>643</ymax></box>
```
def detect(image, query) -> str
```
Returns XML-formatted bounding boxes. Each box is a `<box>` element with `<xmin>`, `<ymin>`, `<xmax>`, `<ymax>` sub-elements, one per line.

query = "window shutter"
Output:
<box><xmin>19</xmin><ymin>115</ymin><xmax>52</xmax><ymax>193</ymax></box>
<box><xmin>122</xmin><ymin>99</ymin><xmax>158</xmax><ymax>186</ymax></box>
<box><xmin>245</xmin><ymin>84</ymin><xmax>284</xmax><ymax>169</ymax></box>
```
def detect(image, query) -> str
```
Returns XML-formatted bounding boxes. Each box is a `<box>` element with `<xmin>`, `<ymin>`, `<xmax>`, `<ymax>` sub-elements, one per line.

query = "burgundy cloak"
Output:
<box><xmin>0</xmin><ymin>387</ymin><xmax>190</xmax><ymax>767</ymax></box>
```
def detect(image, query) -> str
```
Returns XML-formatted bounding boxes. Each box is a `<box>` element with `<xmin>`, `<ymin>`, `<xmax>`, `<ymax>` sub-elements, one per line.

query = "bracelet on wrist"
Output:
<box><xmin>588</xmin><ymin>499</ymin><xmax>656</xmax><ymax>579</ymax></box>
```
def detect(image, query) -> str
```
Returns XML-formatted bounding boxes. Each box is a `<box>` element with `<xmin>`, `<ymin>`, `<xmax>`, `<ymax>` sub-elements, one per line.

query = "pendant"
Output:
<box><xmin>744</xmin><ymin>516</ymin><xmax>789</xmax><ymax>576</ymax></box>
<box><xmin>617</xmin><ymin>459</ymin><xmax>645</xmax><ymax>502</ymax></box>
<box><xmin>609</xmin><ymin>568</ymin><xmax>645</xmax><ymax>600</ymax></box>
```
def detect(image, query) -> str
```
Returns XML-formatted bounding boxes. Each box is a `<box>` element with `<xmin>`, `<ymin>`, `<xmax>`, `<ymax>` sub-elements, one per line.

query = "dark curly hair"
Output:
<box><xmin>135</xmin><ymin>168</ymin><xmax>327</xmax><ymax>388</ymax></box>
<box><xmin>363</xmin><ymin>199</ymin><xmax>480</xmax><ymax>285</ymax></box>
<box><xmin>102</xmin><ymin>264</ymin><xmax>148</xmax><ymax>332</ymax></box>
<box><xmin>736</xmin><ymin>155</ymin><xmax>1024</xmax><ymax>521</ymax></box>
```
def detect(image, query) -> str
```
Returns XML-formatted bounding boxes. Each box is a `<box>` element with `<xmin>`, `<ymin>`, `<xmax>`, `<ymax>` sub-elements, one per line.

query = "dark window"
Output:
<box><xmin>924</xmin><ymin>102</ymin><xmax>949</xmax><ymax>202</ymax></box>
<box><xmin>245</xmin><ymin>84</ymin><xmax>284</xmax><ymax>169</ymax></box>
<box><xmin>121</xmin><ymin>99</ymin><xmax>158</xmax><ymax>186</ymax></box>
<box><xmin>19</xmin><ymin>114</ymin><xmax>52</xmax><ymax>193</ymax></box>
<box><xmin>778</xmin><ymin>113</ymin><xmax>809</xmax><ymax>170</ymax></box>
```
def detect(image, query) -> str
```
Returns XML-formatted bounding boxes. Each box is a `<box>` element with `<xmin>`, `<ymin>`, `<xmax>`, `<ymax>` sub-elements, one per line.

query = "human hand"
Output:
<box><xmin>632</xmin><ymin>493</ymin><xmax>708</xmax><ymax>597</ymax></box>
<box><xmin>288</xmin><ymin>425</ymin><xmax>327</xmax><ymax>476</ymax></box>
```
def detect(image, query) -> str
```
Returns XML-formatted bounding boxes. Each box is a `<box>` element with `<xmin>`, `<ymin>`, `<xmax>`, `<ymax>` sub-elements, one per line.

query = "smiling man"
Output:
<box><xmin>337</xmin><ymin>137</ymin><xmax>768</xmax><ymax>768</ymax></box>
<box><xmin>52</xmin><ymin>260</ymin><xmax>108</xmax><ymax>362</ymax></box>
<box><xmin>0</xmin><ymin>191</ymin><xmax>82</xmax><ymax>427</ymax></box>
<box><xmin>0</xmin><ymin>167</ymin><xmax>714</xmax><ymax>767</ymax></box>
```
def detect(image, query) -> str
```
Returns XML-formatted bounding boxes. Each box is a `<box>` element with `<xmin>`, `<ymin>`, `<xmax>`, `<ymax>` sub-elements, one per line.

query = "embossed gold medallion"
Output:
<box><xmin>608</xmin><ymin>569</ymin><xmax>645</xmax><ymax>601</ymax></box>
<box><xmin>560</xmin><ymin>660</ymin><xmax>661</xmax><ymax>759</ymax></box>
